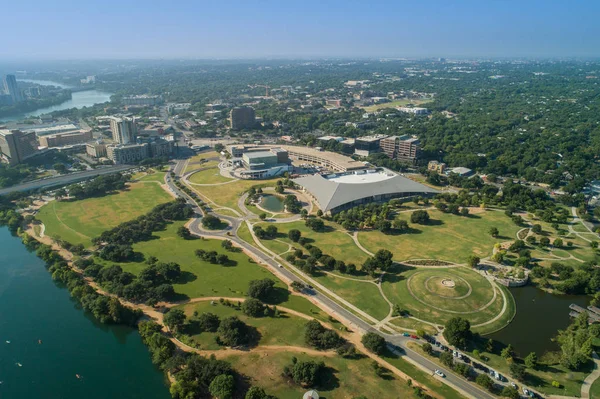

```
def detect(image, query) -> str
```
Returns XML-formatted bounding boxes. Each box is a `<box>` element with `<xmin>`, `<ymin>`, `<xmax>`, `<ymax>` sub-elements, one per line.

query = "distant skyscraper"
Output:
<box><xmin>110</xmin><ymin>117</ymin><xmax>137</xmax><ymax>144</ymax></box>
<box><xmin>230</xmin><ymin>106</ymin><xmax>256</xmax><ymax>130</ymax></box>
<box><xmin>0</xmin><ymin>129</ymin><xmax>39</xmax><ymax>164</ymax></box>
<box><xmin>2</xmin><ymin>75</ymin><xmax>23</xmax><ymax>103</ymax></box>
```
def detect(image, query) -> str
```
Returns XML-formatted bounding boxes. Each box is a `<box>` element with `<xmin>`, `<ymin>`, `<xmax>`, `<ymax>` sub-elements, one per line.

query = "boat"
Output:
<box><xmin>76</xmin><ymin>374</ymin><xmax>81</xmax><ymax>379</ymax></box>
<box><xmin>5</xmin><ymin>340</ymin><xmax>10</xmax><ymax>344</ymax></box>
<box><xmin>16</xmin><ymin>363</ymin><xmax>22</xmax><ymax>367</ymax></box>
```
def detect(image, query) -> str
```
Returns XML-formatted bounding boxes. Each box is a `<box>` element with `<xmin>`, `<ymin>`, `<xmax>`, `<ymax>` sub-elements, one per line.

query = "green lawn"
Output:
<box><xmin>381</xmin><ymin>266</ymin><xmax>512</xmax><ymax>332</ymax></box>
<box><xmin>135</xmin><ymin>171</ymin><xmax>166</xmax><ymax>182</ymax></box>
<box><xmin>189</xmin><ymin>178</ymin><xmax>278</xmax><ymax>213</ymax></box>
<box><xmin>177</xmin><ymin>301</ymin><xmax>309</xmax><ymax>350</ymax></box>
<box><xmin>361</xmin><ymin>98</ymin><xmax>431</xmax><ymax>112</ymax></box>
<box><xmin>114</xmin><ymin>222</ymin><xmax>287</xmax><ymax>300</ymax></box>
<box><xmin>591</xmin><ymin>377</ymin><xmax>600</xmax><ymax>398</ymax></box>
<box><xmin>313</xmin><ymin>273</ymin><xmax>390</xmax><ymax>321</ymax></box>
<box><xmin>237</xmin><ymin>222</ymin><xmax>255</xmax><ymax>245</ymax></box>
<box><xmin>183</xmin><ymin>152</ymin><xmax>221</xmax><ymax>174</ymax></box>
<box><xmin>37</xmin><ymin>182</ymin><xmax>172</xmax><ymax>247</ymax></box>
<box><xmin>358</xmin><ymin>209</ymin><xmax>521</xmax><ymax>263</ymax></box>
<box><xmin>256</xmin><ymin>220</ymin><xmax>370</xmax><ymax>265</ymax></box>
<box><xmin>188</xmin><ymin>167</ymin><xmax>234</xmax><ymax>184</ymax></box>
<box><xmin>388</xmin><ymin>317</ymin><xmax>438</xmax><ymax>335</ymax></box>
<box><xmin>225</xmin><ymin>349</ymin><xmax>444</xmax><ymax>399</ymax></box>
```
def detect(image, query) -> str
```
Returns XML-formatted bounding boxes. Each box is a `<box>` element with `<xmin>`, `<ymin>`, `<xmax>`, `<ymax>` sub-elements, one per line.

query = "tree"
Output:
<box><xmin>176</xmin><ymin>226</ymin><xmax>192</xmax><ymax>239</ymax></box>
<box><xmin>242</xmin><ymin>298</ymin><xmax>265</xmax><ymax>317</ymax></box>
<box><xmin>53</xmin><ymin>163</ymin><xmax>67</xmax><ymax>174</ymax></box>
<box><xmin>288</xmin><ymin>229</ymin><xmax>301</xmax><ymax>242</ymax></box>
<box><xmin>532</xmin><ymin>224</ymin><xmax>542</xmax><ymax>234</ymax></box>
<box><xmin>275</xmin><ymin>185</ymin><xmax>285</xmax><ymax>194</ymax></box>
<box><xmin>509</xmin><ymin>363</ymin><xmax>526</xmax><ymax>381</ymax></box>
<box><xmin>305</xmin><ymin>217</ymin><xmax>325</xmax><ymax>232</ymax></box>
<box><xmin>202</xmin><ymin>214</ymin><xmax>223</xmax><ymax>230</ymax></box>
<box><xmin>393</xmin><ymin>219</ymin><xmax>409</xmax><ymax>232</ymax></box>
<box><xmin>554</xmin><ymin>238</ymin><xmax>563</xmax><ymax>248</ymax></box>
<box><xmin>209</xmin><ymin>374</ymin><xmax>235</xmax><ymax>399</ymax></box>
<box><xmin>55</xmin><ymin>188</ymin><xmax>67</xmax><ymax>200</ymax></box>
<box><xmin>443</xmin><ymin>317</ymin><xmax>472</xmax><ymax>348</ymax></box>
<box><xmin>476</xmin><ymin>374</ymin><xmax>494</xmax><ymax>391</ymax></box>
<box><xmin>245</xmin><ymin>387</ymin><xmax>274</xmax><ymax>399</ymax></box>
<box><xmin>362</xmin><ymin>332</ymin><xmax>386</xmax><ymax>355</ymax></box>
<box><xmin>489</xmin><ymin>227</ymin><xmax>499</xmax><ymax>238</ymax></box>
<box><xmin>501</xmin><ymin>344</ymin><xmax>514</xmax><ymax>360</ymax></box>
<box><xmin>259</xmin><ymin>213</ymin><xmax>267</xmax><ymax>220</ymax></box>
<box><xmin>501</xmin><ymin>386</ymin><xmax>520</xmax><ymax>399</ymax></box>
<box><xmin>410</xmin><ymin>210</ymin><xmax>430</xmax><ymax>224</ymax></box>
<box><xmin>217</xmin><ymin>316</ymin><xmax>249</xmax><ymax>346</ymax></box>
<box><xmin>467</xmin><ymin>255</ymin><xmax>480</xmax><ymax>268</ymax></box>
<box><xmin>197</xmin><ymin>312</ymin><xmax>220</xmax><ymax>332</ymax></box>
<box><xmin>540</xmin><ymin>237</ymin><xmax>550</xmax><ymax>247</ymax></box>
<box><xmin>287</xmin><ymin>360</ymin><xmax>326</xmax><ymax>387</ymax></box>
<box><xmin>485</xmin><ymin>338</ymin><xmax>494</xmax><ymax>353</ymax></box>
<box><xmin>164</xmin><ymin>309</ymin><xmax>186</xmax><ymax>333</ymax></box>
<box><xmin>316</xmin><ymin>209</ymin><xmax>323</xmax><ymax>217</ymax></box>
<box><xmin>304</xmin><ymin>319</ymin><xmax>343</xmax><ymax>350</ymax></box>
<box><xmin>557</xmin><ymin>312</ymin><xmax>594</xmax><ymax>370</ymax></box>
<box><xmin>440</xmin><ymin>351</ymin><xmax>454</xmax><ymax>367</ymax></box>
<box><xmin>265</xmin><ymin>225</ymin><xmax>278</xmax><ymax>238</ymax></box>
<box><xmin>247</xmin><ymin>278</ymin><xmax>275</xmax><ymax>301</ymax></box>
<box><xmin>422</xmin><ymin>343</ymin><xmax>433</xmax><ymax>355</ymax></box>
<box><xmin>524</xmin><ymin>352</ymin><xmax>538</xmax><ymax>369</ymax></box>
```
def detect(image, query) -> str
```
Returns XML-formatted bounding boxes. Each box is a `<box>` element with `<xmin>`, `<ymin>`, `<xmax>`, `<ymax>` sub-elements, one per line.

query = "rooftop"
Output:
<box><xmin>294</xmin><ymin>170</ymin><xmax>438</xmax><ymax>212</ymax></box>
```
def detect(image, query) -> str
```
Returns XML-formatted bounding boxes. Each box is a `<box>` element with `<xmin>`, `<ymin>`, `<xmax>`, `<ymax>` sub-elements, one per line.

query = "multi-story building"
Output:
<box><xmin>427</xmin><ymin>160</ymin><xmax>447</xmax><ymax>174</ymax></box>
<box><xmin>86</xmin><ymin>143</ymin><xmax>107</xmax><ymax>158</ymax></box>
<box><xmin>121</xmin><ymin>95</ymin><xmax>163</xmax><ymax>106</ymax></box>
<box><xmin>397</xmin><ymin>107</ymin><xmax>429</xmax><ymax>115</ymax></box>
<box><xmin>0</xmin><ymin>129</ymin><xmax>38</xmax><ymax>164</ymax></box>
<box><xmin>2</xmin><ymin>75</ymin><xmax>23</xmax><ymax>103</ymax></box>
<box><xmin>148</xmin><ymin>139</ymin><xmax>174</xmax><ymax>158</ymax></box>
<box><xmin>230</xmin><ymin>106</ymin><xmax>256</xmax><ymax>130</ymax></box>
<box><xmin>110</xmin><ymin>117</ymin><xmax>137</xmax><ymax>144</ymax></box>
<box><xmin>38</xmin><ymin>130</ymin><xmax>93</xmax><ymax>148</ymax></box>
<box><xmin>379</xmin><ymin>135</ymin><xmax>420</xmax><ymax>163</ymax></box>
<box><xmin>106</xmin><ymin>143</ymin><xmax>149</xmax><ymax>164</ymax></box>
<box><xmin>354</xmin><ymin>135</ymin><xmax>388</xmax><ymax>157</ymax></box>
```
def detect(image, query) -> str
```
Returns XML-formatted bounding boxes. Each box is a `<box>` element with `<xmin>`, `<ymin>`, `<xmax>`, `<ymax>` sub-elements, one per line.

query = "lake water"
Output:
<box><xmin>487</xmin><ymin>285</ymin><xmax>589</xmax><ymax>356</ymax></box>
<box><xmin>0</xmin><ymin>227</ymin><xmax>170</xmax><ymax>399</ymax></box>
<box><xmin>1</xmin><ymin>79</ymin><xmax>112</xmax><ymax>121</ymax></box>
<box><xmin>261</xmin><ymin>194</ymin><xmax>285</xmax><ymax>212</ymax></box>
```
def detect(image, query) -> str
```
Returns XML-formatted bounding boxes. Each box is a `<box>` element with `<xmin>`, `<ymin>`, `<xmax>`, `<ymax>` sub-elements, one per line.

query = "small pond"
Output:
<box><xmin>261</xmin><ymin>194</ymin><xmax>285</xmax><ymax>212</ymax></box>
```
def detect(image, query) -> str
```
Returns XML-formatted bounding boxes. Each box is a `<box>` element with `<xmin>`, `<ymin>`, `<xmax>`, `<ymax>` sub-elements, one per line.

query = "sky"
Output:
<box><xmin>2</xmin><ymin>0</ymin><xmax>599</xmax><ymax>59</ymax></box>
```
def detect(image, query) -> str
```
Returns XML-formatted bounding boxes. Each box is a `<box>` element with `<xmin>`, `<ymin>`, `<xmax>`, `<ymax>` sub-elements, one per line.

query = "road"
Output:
<box><xmin>0</xmin><ymin>164</ymin><xmax>137</xmax><ymax>196</ymax></box>
<box><xmin>165</xmin><ymin>158</ymin><xmax>499</xmax><ymax>399</ymax></box>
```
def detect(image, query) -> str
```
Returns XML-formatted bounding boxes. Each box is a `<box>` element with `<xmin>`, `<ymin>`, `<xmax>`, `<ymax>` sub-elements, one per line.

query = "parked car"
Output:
<box><xmin>462</xmin><ymin>356</ymin><xmax>470</xmax><ymax>363</ymax></box>
<box><xmin>434</xmin><ymin>369</ymin><xmax>445</xmax><ymax>378</ymax></box>
<box><xmin>403</xmin><ymin>332</ymin><xmax>410</xmax><ymax>337</ymax></box>
<box><xmin>410</xmin><ymin>335</ymin><xmax>418</xmax><ymax>339</ymax></box>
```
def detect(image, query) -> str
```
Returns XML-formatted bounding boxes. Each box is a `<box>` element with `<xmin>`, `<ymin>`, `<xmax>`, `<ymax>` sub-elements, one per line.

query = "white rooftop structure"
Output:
<box><xmin>294</xmin><ymin>169</ymin><xmax>438</xmax><ymax>213</ymax></box>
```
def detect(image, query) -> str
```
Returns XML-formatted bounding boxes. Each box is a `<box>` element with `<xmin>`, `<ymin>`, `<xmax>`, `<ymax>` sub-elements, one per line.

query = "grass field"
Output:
<box><xmin>256</xmin><ymin>220</ymin><xmax>370</xmax><ymax>265</ymax></box>
<box><xmin>237</xmin><ymin>222</ymin><xmax>255</xmax><ymax>245</ymax></box>
<box><xmin>37</xmin><ymin>182</ymin><xmax>172</xmax><ymax>247</ymax></box>
<box><xmin>361</xmin><ymin>98</ymin><xmax>431</xmax><ymax>112</ymax></box>
<box><xmin>313</xmin><ymin>273</ymin><xmax>390</xmax><ymax>321</ymax></box>
<box><xmin>134</xmin><ymin>170</ymin><xmax>166</xmax><ymax>183</ymax></box>
<box><xmin>189</xmin><ymin>178</ymin><xmax>278</xmax><ymax>213</ymax></box>
<box><xmin>115</xmin><ymin>222</ymin><xmax>287</xmax><ymax>300</ymax></box>
<box><xmin>358</xmin><ymin>209</ymin><xmax>521</xmax><ymax>263</ymax></box>
<box><xmin>188</xmin><ymin>168</ymin><xmax>234</xmax><ymax>184</ymax></box>
<box><xmin>225</xmin><ymin>350</ymin><xmax>437</xmax><ymax>399</ymax></box>
<box><xmin>388</xmin><ymin>317</ymin><xmax>438</xmax><ymax>335</ymax></box>
<box><xmin>183</xmin><ymin>152</ymin><xmax>221</xmax><ymax>174</ymax></box>
<box><xmin>177</xmin><ymin>301</ymin><xmax>309</xmax><ymax>350</ymax></box>
<box><xmin>381</xmin><ymin>266</ymin><xmax>512</xmax><ymax>332</ymax></box>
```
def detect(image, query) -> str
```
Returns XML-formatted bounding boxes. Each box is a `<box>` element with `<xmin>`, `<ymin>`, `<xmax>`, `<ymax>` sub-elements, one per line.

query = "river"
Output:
<box><xmin>0</xmin><ymin>79</ymin><xmax>112</xmax><ymax>122</ymax></box>
<box><xmin>0</xmin><ymin>227</ymin><xmax>170</xmax><ymax>399</ymax></box>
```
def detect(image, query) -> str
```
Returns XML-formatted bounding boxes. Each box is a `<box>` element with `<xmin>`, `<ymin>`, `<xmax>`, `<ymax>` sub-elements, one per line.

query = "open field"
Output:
<box><xmin>188</xmin><ymin>167</ymin><xmax>233</xmax><ymax>184</ymax></box>
<box><xmin>381</xmin><ymin>266</ymin><xmax>512</xmax><ymax>332</ymax></box>
<box><xmin>257</xmin><ymin>220</ymin><xmax>370</xmax><ymax>265</ymax></box>
<box><xmin>237</xmin><ymin>222</ymin><xmax>255</xmax><ymax>245</ymax></box>
<box><xmin>177</xmin><ymin>300</ymin><xmax>309</xmax><ymax>350</ymax></box>
<box><xmin>134</xmin><ymin>170</ymin><xmax>166</xmax><ymax>182</ymax></box>
<box><xmin>389</xmin><ymin>317</ymin><xmax>438</xmax><ymax>335</ymax></box>
<box><xmin>183</xmin><ymin>152</ymin><xmax>221</xmax><ymax>173</ymax></box>
<box><xmin>358</xmin><ymin>209</ymin><xmax>521</xmax><ymax>263</ymax></box>
<box><xmin>225</xmin><ymin>349</ymin><xmax>438</xmax><ymax>399</ymax></box>
<box><xmin>115</xmin><ymin>222</ymin><xmax>287</xmax><ymax>300</ymax></box>
<box><xmin>361</xmin><ymin>98</ymin><xmax>431</xmax><ymax>112</ymax></box>
<box><xmin>37</xmin><ymin>182</ymin><xmax>172</xmax><ymax>247</ymax></box>
<box><xmin>313</xmin><ymin>273</ymin><xmax>389</xmax><ymax>321</ymax></box>
<box><xmin>189</xmin><ymin>178</ymin><xmax>278</xmax><ymax>213</ymax></box>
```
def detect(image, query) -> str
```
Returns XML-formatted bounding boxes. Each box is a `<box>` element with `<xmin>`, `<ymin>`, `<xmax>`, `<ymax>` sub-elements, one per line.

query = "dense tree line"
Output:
<box><xmin>94</xmin><ymin>199</ymin><xmax>193</xmax><ymax>261</ymax></box>
<box><xmin>66</xmin><ymin>173</ymin><xmax>130</xmax><ymax>200</ymax></box>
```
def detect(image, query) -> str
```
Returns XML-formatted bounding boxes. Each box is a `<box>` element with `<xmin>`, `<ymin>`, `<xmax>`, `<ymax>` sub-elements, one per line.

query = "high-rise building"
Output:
<box><xmin>110</xmin><ymin>117</ymin><xmax>137</xmax><ymax>144</ymax></box>
<box><xmin>2</xmin><ymin>75</ymin><xmax>23</xmax><ymax>103</ymax></box>
<box><xmin>0</xmin><ymin>129</ymin><xmax>39</xmax><ymax>164</ymax></box>
<box><xmin>230</xmin><ymin>106</ymin><xmax>256</xmax><ymax>130</ymax></box>
<box><xmin>380</xmin><ymin>135</ymin><xmax>420</xmax><ymax>163</ymax></box>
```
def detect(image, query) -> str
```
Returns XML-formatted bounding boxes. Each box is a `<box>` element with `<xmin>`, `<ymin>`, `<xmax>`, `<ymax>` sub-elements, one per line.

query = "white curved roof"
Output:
<box><xmin>293</xmin><ymin>172</ymin><xmax>438</xmax><ymax>212</ymax></box>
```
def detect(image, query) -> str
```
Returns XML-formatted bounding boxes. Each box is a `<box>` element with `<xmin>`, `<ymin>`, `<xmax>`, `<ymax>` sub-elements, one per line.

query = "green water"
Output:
<box><xmin>0</xmin><ymin>227</ymin><xmax>170</xmax><ymax>399</ymax></box>
<box><xmin>261</xmin><ymin>194</ymin><xmax>285</xmax><ymax>212</ymax></box>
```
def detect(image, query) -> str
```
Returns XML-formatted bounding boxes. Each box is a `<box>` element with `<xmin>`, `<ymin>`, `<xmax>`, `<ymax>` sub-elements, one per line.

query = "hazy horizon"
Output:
<box><xmin>2</xmin><ymin>0</ymin><xmax>599</xmax><ymax>60</ymax></box>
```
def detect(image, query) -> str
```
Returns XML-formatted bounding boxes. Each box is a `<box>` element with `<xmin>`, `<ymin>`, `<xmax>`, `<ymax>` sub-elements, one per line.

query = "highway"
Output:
<box><xmin>165</xmin><ymin>158</ymin><xmax>500</xmax><ymax>399</ymax></box>
<box><xmin>0</xmin><ymin>164</ymin><xmax>137</xmax><ymax>196</ymax></box>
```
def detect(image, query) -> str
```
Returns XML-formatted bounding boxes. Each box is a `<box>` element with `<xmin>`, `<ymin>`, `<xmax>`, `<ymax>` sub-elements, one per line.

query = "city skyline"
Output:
<box><xmin>2</xmin><ymin>0</ymin><xmax>599</xmax><ymax>59</ymax></box>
